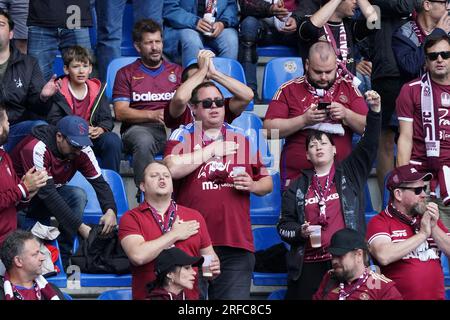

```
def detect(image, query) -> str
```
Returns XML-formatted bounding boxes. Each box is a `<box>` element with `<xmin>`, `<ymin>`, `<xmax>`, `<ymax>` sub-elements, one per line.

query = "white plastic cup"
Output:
<box><xmin>202</xmin><ymin>255</ymin><xmax>213</xmax><ymax>277</ymax></box>
<box><xmin>203</xmin><ymin>13</ymin><xmax>215</xmax><ymax>36</ymax></box>
<box><xmin>232</xmin><ymin>166</ymin><xmax>246</xmax><ymax>177</ymax></box>
<box><xmin>308</xmin><ymin>225</ymin><xmax>322</xmax><ymax>248</ymax></box>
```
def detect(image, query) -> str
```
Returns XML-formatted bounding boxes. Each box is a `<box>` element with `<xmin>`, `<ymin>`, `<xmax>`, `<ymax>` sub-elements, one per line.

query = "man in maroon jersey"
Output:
<box><xmin>113</xmin><ymin>19</ymin><xmax>182</xmax><ymax>191</ymax></box>
<box><xmin>10</xmin><ymin>116</ymin><xmax>117</xmax><ymax>268</ymax></box>
<box><xmin>164</xmin><ymin>49</ymin><xmax>253</xmax><ymax>130</ymax></box>
<box><xmin>314</xmin><ymin>228</ymin><xmax>402</xmax><ymax>300</ymax></box>
<box><xmin>119</xmin><ymin>161</ymin><xmax>220</xmax><ymax>300</ymax></box>
<box><xmin>396</xmin><ymin>33</ymin><xmax>450</xmax><ymax>228</ymax></box>
<box><xmin>164</xmin><ymin>81</ymin><xmax>273</xmax><ymax>299</ymax></box>
<box><xmin>367</xmin><ymin>164</ymin><xmax>450</xmax><ymax>300</ymax></box>
<box><xmin>263</xmin><ymin>41</ymin><xmax>368</xmax><ymax>190</ymax></box>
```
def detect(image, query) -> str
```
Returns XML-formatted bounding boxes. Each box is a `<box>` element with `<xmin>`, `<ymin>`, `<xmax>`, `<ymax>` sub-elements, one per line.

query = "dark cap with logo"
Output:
<box><xmin>386</xmin><ymin>164</ymin><xmax>432</xmax><ymax>191</ymax></box>
<box><xmin>57</xmin><ymin>115</ymin><xmax>93</xmax><ymax>148</ymax></box>
<box><xmin>328</xmin><ymin>228</ymin><xmax>368</xmax><ymax>256</ymax></box>
<box><xmin>155</xmin><ymin>247</ymin><xmax>204</xmax><ymax>276</ymax></box>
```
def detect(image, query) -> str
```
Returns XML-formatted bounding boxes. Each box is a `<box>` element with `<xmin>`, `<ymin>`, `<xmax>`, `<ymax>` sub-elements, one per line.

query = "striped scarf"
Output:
<box><xmin>3</xmin><ymin>273</ymin><xmax>59</xmax><ymax>300</ymax></box>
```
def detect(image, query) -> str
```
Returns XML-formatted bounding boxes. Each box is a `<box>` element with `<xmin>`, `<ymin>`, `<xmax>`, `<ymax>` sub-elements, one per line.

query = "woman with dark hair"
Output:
<box><xmin>147</xmin><ymin>247</ymin><xmax>204</xmax><ymax>300</ymax></box>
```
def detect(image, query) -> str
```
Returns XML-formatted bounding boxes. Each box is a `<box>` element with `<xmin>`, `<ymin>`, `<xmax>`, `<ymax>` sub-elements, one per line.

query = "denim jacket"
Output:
<box><xmin>163</xmin><ymin>0</ymin><xmax>239</xmax><ymax>29</ymax></box>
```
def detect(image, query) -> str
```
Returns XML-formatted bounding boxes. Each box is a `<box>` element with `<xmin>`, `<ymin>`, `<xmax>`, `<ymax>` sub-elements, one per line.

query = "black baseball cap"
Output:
<box><xmin>155</xmin><ymin>247</ymin><xmax>204</xmax><ymax>276</ymax></box>
<box><xmin>328</xmin><ymin>228</ymin><xmax>368</xmax><ymax>256</ymax></box>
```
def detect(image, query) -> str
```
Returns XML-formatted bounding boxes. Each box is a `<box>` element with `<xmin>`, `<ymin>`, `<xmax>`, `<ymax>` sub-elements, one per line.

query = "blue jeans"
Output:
<box><xmin>205</xmin><ymin>246</ymin><xmax>255</xmax><ymax>300</ymax></box>
<box><xmin>92</xmin><ymin>132</ymin><xmax>123</xmax><ymax>172</ymax></box>
<box><xmin>164</xmin><ymin>27</ymin><xmax>238</xmax><ymax>67</ymax></box>
<box><xmin>95</xmin><ymin>0</ymin><xmax>164</xmax><ymax>81</ymax></box>
<box><xmin>4</xmin><ymin>120</ymin><xmax>47</xmax><ymax>152</ymax></box>
<box><xmin>27</xmin><ymin>26</ymin><xmax>92</xmax><ymax>81</ymax></box>
<box><xmin>239</xmin><ymin>16</ymin><xmax>298</xmax><ymax>95</ymax></box>
<box><xmin>20</xmin><ymin>185</ymin><xmax>87</xmax><ymax>268</ymax></box>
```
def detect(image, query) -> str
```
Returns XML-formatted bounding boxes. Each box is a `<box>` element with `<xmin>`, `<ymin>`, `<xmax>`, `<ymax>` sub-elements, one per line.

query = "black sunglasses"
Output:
<box><xmin>194</xmin><ymin>98</ymin><xmax>225</xmax><ymax>109</ymax></box>
<box><xmin>397</xmin><ymin>186</ymin><xmax>427</xmax><ymax>195</ymax></box>
<box><xmin>426</xmin><ymin>51</ymin><xmax>450</xmax><ymax>61</ymax></box>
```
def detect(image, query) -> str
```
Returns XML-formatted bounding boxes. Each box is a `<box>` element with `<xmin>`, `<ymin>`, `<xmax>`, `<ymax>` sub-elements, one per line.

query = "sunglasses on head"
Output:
<box><xmin>397</xmin><ymin>185</ymin><xmax>427</xmax><ymax>195</ymax></box>
<box><xmin>426</xmin><ymin>51</ymin><xmax>450</xmax><ymax>61</ymax></box>
<box><xmin>194</xmin><ymin>98</ymin><xmax>225</xmax><ymax>109</ymax></box>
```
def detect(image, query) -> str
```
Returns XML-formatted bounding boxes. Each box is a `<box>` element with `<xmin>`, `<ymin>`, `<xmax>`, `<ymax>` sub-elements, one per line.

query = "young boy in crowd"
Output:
<box><xmin>47</xmin><ymin>45</ymin><xmax>122</xmax><ymax>172</ymax></box>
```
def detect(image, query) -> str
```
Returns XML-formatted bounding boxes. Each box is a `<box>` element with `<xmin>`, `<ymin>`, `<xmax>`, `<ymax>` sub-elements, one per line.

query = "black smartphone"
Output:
<box><xmin>317</xmin><ymin>102</ymin><xmax>331</xmax><ymax>110</ymax></box>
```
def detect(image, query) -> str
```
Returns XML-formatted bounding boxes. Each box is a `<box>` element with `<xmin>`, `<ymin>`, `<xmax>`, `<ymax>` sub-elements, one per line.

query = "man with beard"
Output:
<box><xmin>367</xmin><ymin>164</ymin><xmax>450</xmax><ymax>300</ymax></box>
<box><xmin>113</xmin><ymin>19</ymin><xmax>182</xmax><ymax>194</ymax></box>
<box><xmin>313</xmin><ymin>228</ymin><xmax>402</xmax><ymax>300</ymax></box>
<box><xmin>0</xmin><ymin>104</ymin><xmax>47</xmax><ymax>249</ymax></box>
<box><xmin>10</xmin><ymin>115</ymin><xmax>117</xmax><ymax>268</ymax></box>
<box><xmin>264</xmin><ymin>41</ymin><xmax>368</xmax><ymax>190</ymax></box>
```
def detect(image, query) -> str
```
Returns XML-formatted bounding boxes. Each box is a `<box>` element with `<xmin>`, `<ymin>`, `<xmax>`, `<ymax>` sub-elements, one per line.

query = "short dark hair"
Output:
<box><xmin>190</xmin><ymin>81</ymin><xmax>223</xmax><ymax>104</ymax></box>
<box><xmin>63</xmin><ymin>45</ymin><xmax>92</xmax><ymax>66</ymax></box>
<box><xmin>305</xmin><ymin>130</ymin><xmax>335</xmax><ymax>150</ymax></box>
<box><xmin>0</xmin><ymin>9</ymin><xmax>14</xmax><ymax>31</ymax></box>
<box><xmin>181</xmin><ymin>63</ymin><xmax>199</xmax><ymax>83</ymax></box>
<box><xmin>0</xmin><ymin>230</ymin><xmax>37</xmax><ymax>271</ymax></box>
<box><xmin>424</xmin><ymin>34</ymin><xmax>450</xmax><ymax>54</ymax></box>
<box><xmin>132</xmin><ymin>19</ymin><xmax>162</xmax><ymax>43</ymax></box>
<box><xmin>146</xmin><ymin>265</ymin><xmax>178</xmax><ymax>294</ymax></box>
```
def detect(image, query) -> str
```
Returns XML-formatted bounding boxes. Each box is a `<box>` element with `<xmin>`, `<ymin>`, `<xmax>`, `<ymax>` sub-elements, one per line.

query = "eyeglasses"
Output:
<box><xmin>397</xmin><ymin>186</ymin><xmax>427</xmax><ymax>195</ymax></box>
<box><xmin>194</xmin><ymin>98</ymin><xmax>225</xmax><ymax>109</ymax></box>
<box><xmin>426</xmin><ymin>51</ymin><xmax>450</xmax><ymax>61</ymax></box>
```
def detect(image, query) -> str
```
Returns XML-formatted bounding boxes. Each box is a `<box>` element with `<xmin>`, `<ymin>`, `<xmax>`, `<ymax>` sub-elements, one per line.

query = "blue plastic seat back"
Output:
<box><xmin>106</xmin><ymin>57</ymin><xmax>139</xmax><ymax>101</ymax></box>
<box><xmin>382</xmin><ymin>172</ymin><xmax>390</xmax><ymax>209</ymax></box>
<box><xmin>63</xmin><ymin>292</ymin><xmax>73</xmax><ymax>300</ymax></box>
<box><xmin>45</xmin><ymin>239</ymin><xmax>67</xmax><ymax>288</ymax></box>
<box><xmin>250</xmin><ymin>172</ymin><xmax>281</xmax><ymax>225</ymax></box>
<box><xmin>231</xmin><ymin>112</ymin><xmax>273</xmax><ymax>167</ymax></box>
<box><xmin>67</xmin><ymin>169</ymin><xmax>129</xmax><ymax>223</ymax></box>
<box><xmin>267</xmin><ymin>289</ymin><xmax>287</xmax><ymax>300</ymax></box>
<box><xmin>441</xmin><ymin>255</ymin><xmax>450</xmax><ymax>286</ymax></box>
<box><xmin>364</xmin><ymin>184</ymin><xmax>378</xmax><ymax>225</ymax></box>
<box><xmin>253</xmin><ymin>226</ymin><xmax>283</xmax><ymax>251</ymax></box>
<box><xmin>186</xmin><ymin>57</ymin><xmax>252</xmax><ymax>111</ymax></box>
<box><xmin>257</xmin><ymin>45</ymin><xmax>298</xmax><ymax>57</ymax></box>
<box><xmin>262</xmin><ymin>57</ymin><xmax>303</xmax><ymax>103</ymax></box>
<box><xmin>97</xmin><ymin>289</ymin><xmax>132</xmax><ymax>300</ymax></box>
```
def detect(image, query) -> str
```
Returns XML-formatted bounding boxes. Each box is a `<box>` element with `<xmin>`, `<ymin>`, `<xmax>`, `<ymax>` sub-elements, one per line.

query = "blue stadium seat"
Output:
<box><xmin>121</xmin><ymin>3</ymin><xmax>138</xmax><ymax>57</ymax></box>
<box><xmin>364</xmin><ymin>184</ymin><xmax>378</xmax><ymax>225</ymax></box>
<box><xmin>446</xmin><ymin>289</ymin><xmax>450</xmax><ymax>300</ymax></box>
<box><xmin>97</xmin><ymin>288</ymin><xmax>132</xmax><ymax>300</ymax></box>
<box><xmin>252</xmin><ymin>227</ymin><xmax>288</xmax><ymax>286</ymax></box>
<box><xmin>63</xmin><ymin>292</ymin><xmax>73</xmax><ymax>300</ymax></box>
<box><xmin>67</xmin><ymin>169</ymin><xmax>129</xmax><ymax>224</ymax></box>
<box><xmin>187</xmin><ymin>57</ymin><xmax>253</xmax><ymax>111</ymax></box>
<box><xmin>267</xmin><ymin>289</ymin><xmax>287</xmax><ymax>300</ymax></box>
<box><xmin>231</xmin><ymin>111</ymin><xmax>273</xmax><ymax>167</ymax></box>
<box><xmin>72</xmin><ymin>238</ymin><xmax>132</xmax><ymax>287</ymax></box>
<box><xmin>257</xmin><ymin>45</ymin><xmax>298</xmax><ymax>57</ymax></box>
<box><xmin>441</xmin><ymin>255</ymin><xmax>450</xmax><ymax>286</ymax></box>
<box><xmin>382</xmin><ymin>173</ymin><xmax>390</xmax><ymax>210</ymax></box>
<box><xmin>53</xmin><ymin>54</ymin><xmax>65</xmax><ymax>77</ymax></box>
<box><xmin>46</xmin><ymin>239</ymin><xmax>67</xmax><ymax>288</ymax></box>
<box><xmin>105</xmin><ymin>56</ymin><xmax>139</xmax><ymax>101</ymax></box>
<box><xmin>261</xmin><ymin>57</ymin><xmax>303</xmax><ymax>103</ymax></box>
<box><xmin>250</xmin><ymin>172</ymin><xmax>281</xmax><ymax>225</ymax></box>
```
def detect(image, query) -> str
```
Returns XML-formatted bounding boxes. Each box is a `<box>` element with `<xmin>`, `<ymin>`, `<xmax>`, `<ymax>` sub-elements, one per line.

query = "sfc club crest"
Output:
<box><xmin>339</xmin><ymin>94</ymin><xmax>348</xmax><ymax>104</ymax></box>
<box><xmin>441</xmin><ymin>92</ymin><xmax>450</xmax><ymax>107</ymax></box>
<box><xmin>168</xmin><ymin>72</ymin><xmax>177</xmax><ymax>83</ymax></box>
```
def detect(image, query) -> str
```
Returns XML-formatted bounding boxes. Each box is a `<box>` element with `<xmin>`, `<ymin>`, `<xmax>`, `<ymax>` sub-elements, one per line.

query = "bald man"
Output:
<box><xmin>264</xmin><ymin>41</ymin><xmax>369</xmax><ymax>190</ymax></box>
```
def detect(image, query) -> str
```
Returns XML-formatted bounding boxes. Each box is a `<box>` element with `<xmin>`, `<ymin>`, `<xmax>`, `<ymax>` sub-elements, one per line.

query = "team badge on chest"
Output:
<box><xmin>168</xmin><ymin>73</ymin><xmax>177</xmax><ymax>83</ymax></box>
<box><xmin>441</xmin><ymin>92</ymin><xmax>450</xmax><ymax>107</ymax></box>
